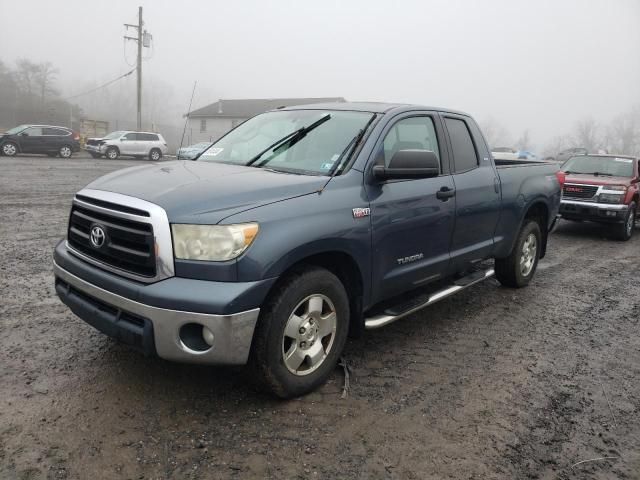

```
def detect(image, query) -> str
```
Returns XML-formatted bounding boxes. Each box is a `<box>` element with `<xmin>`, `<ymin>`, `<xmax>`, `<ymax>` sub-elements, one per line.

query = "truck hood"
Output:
<box><xmin>86</xmin><ymin>160</ymin><xmax>327</xmax><ymax>224</ymax></box>
<box><xmin>563</xmin><ymin>173</ymin><xmax>632</xmax><ymax>186</ymax></box>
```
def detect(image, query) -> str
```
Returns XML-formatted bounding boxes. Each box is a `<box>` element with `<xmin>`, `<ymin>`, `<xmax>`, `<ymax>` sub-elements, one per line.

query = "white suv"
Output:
<box><xmin>85</xmin><ymin>131</ymin><xmax>169</xmax><ymax>161</ymax></box>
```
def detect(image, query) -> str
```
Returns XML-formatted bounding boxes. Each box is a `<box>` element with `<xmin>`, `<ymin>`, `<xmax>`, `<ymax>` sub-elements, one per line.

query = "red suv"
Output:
<box><xmin>558</xmin><ymin>154</ymin><xmax>639</xmax><ymax>240</ymax></box>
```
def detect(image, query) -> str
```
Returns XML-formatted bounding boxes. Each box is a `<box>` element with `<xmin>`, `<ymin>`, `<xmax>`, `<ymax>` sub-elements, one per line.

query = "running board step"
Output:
<box><xmin>364</xmin><ymin>268</ymin><xmax>495</xmax><ymax>330</ymax></box>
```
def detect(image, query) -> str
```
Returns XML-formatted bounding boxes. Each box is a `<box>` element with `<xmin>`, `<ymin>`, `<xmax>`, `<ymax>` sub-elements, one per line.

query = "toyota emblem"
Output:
<box><xmin>90</xmin><ymin>225</ymin><xmax>106</xmax><ymax>248</ymax></box>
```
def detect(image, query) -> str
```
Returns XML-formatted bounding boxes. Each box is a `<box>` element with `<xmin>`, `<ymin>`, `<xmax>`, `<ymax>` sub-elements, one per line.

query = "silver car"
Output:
<box><xmin>85</xmin><ymin>131</ymin><xmax>169</xmax><ymax>161</ymax></box>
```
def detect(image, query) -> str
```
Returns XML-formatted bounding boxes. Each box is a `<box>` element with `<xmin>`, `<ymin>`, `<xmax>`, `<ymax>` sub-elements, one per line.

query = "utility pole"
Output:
<box><xmin>125</xmin><ymin>7</ymin><xmax>150</xmax><ymax>130</ymax></box>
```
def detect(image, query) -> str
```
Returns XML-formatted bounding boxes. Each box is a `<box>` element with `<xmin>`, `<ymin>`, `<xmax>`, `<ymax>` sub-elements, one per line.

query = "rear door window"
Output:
<box><xmin>43</xmin><ymin>127</ymin><xmax>69</xmax><ymax>136</ymax></box>
<box><xmin>445</xmin><ymin>118</ymin><xmax>479</xmax><ymax>173</ymax></box>
<box><xmin>139</xmin><ymin>133</ymin><xmax>159</xmax><ymax>142</ymax></box>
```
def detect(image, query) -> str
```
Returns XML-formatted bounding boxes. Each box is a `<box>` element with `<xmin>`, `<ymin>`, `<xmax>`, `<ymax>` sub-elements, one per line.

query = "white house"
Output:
<box><xmin>185</xmin><ymin>97</ymin><xmax>345</xmax><ymax>145</ymax></box>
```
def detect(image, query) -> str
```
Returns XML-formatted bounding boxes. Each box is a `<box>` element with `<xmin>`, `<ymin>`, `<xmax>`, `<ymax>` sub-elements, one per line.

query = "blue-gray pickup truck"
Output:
<box><xmin>53</xmin><ymin>102</ymin><xmax>561</xmax><ymax>397</ymax></box>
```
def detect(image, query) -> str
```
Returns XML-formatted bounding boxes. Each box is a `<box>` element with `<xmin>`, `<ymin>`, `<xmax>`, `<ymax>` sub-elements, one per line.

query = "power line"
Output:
<box><xmin>65</xmin><ymin>69</ymin><xmax>135</xmax><ymax>100</ymax></box>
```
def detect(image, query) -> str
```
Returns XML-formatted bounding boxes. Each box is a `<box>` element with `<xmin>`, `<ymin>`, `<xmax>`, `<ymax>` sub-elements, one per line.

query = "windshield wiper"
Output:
<box><xmin>591</xmin><ymin>171</ymin><xmax>613</xmax><ymax>176</ymax></box>
<box><xmin>246</xmin><ymin>113</ymin><xmax>331</xmax><ymax>167</ymax></box>
<box><xmin>328</xmin><ymin>114</ymin><xmax>377</xmax><ymax>177</ymax></box>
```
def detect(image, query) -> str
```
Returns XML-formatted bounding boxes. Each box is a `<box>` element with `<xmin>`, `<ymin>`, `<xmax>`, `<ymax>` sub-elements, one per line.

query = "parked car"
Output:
<box><xmin>0</xmin><ymin>124</ymin><xmax>80</xmax><ymax>158</ymax></box>
<box><xmin>517</xmin><ymin>150</ymin><xmax>539</xmax><ymax>161</ymax></box>
<box><xmin>556</xmin><ymin>147</ymin><xmax>587</xmax><ymax>163</ymax></box>
<box><xmin>53</xmin><ymin>102</ymin><xmax>560</xmax><ymax>398</ymax></box>
<box><xmin>85</xmin><ymin>131</ymin><xmax>168</xmax><ymax>160</ymax></box>
<box><xmin>491</xmin><ymin>147</ymin><xmax>519</xmax><ymax>161</ymax></box>
<box><xmin>558</xmin><ymin>154</ymin><xmax>639</xmax><ymax>240</ymax></box>
<box><xmin>177</xmin><ymin>141</ymin><xmax>211</xmax><ymax>160</ymax></box>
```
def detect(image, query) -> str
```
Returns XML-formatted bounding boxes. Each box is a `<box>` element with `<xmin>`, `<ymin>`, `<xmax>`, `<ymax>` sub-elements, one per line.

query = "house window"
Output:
<box><xmin>200</xmin><ymin>119</ymin><xmax>207</xmax><ymax>133</ymax></box>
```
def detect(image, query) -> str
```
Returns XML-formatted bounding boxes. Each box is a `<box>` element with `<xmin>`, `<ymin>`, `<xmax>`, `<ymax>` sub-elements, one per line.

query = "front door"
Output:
<box><xmin>19</xmin><ymin>126</ymin><xmax>45</xmax><ymax>153</ymax></box>
<box><xmin>119</xmin><ymin>132</ymin><xmax>140</xmax><ymax>155</ymax></box>
<box><xmin>366</xmin><ymin>113</ymin><xmax>456</xmax><ymax>302</ymax></box>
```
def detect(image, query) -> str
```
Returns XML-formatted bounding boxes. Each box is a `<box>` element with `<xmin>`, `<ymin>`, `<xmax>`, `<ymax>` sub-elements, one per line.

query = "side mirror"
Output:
<box><xmin>373</xmin><ymin>149</ymin><xmax>440</xmax><ymax>180</ymax></box>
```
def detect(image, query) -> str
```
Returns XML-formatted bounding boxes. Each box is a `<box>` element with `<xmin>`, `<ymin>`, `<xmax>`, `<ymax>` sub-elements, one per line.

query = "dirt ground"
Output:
<box><xmin>1</xmin><ymin>156</ymin><xmax>639</xmax><ymax>480</ymax></box>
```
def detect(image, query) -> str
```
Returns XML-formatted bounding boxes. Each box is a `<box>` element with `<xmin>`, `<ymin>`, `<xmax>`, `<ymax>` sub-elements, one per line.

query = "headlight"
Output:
<box><xmin>598</xmin><ymin>193</ymin><xmax>623</xmax><ymax>204</ymax></box>
<box><xmin>604</xmin><ymin>185</ymin><xmax>626</xmax><ymax>191</ymax></box>
<box><xmin>172</xmin><ymin>223</ymin><xmax>259</xmax><ymax>261</ymax></box>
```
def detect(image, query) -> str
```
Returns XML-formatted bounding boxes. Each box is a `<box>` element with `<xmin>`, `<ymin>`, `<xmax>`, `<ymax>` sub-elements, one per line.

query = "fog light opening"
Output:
<box><xmin>179</xmin><ymin>323</ymin><xmax>213</xmax><ymax>353</ymax></box>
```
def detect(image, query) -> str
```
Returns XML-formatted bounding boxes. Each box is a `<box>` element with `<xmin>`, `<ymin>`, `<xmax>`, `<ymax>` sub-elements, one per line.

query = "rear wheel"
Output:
<box><xmin>59</xmin><ymin>145</ymin><xmax>72</xmax><ymax>158</ymax></box>
<box><xmin>106</xmin><ymin>147</ymin><xmax>119</xmax><ymax>160</ymax></box>
<box><xmin>149</xmin><ymin>148</ymin><xmax>162</xmax><ymax>161</ymax></box>
<box><xmin>250</xmin><ymin>266</ymin><xmax>350</xmax><ymax>398</ymax></box>
<box><xmin>2</xmin><ymin>142</ymin><xmax>18</xmax><ymax>157</ymax></box>
<box><xmin>495</xmin><ymin>220</ymin><xmax>541</xmax><ymax>288</ymax></box>
<box><xmin>614</xmin><ymin>202</ymin><xmax>636</xmax><ymax>241</ymax></box>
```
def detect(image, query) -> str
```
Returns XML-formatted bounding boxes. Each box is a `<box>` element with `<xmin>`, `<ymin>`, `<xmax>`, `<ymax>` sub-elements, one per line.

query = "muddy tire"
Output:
<box><xmin>614</xmin><ymin>202</ymin><xmax>636</xmax><ymax>241</ymax></box>
<box><xmin>2</xmin><ymin>142</ymin><xmax>18</xmax><ymax>157</ymax></box>
<box><xmin>249</xmin><ymin>266</ymin><xmax>350</xmax><ymax>398</ymax></box>
<box><xmin>495</xmin><ymin>220</ymin><xmax>542</xmax><ymax>288</ymax></box>
<box><xmin>105</xmin><ymin>147</ymin><xmax>119</xmax><ymax>160</ymax></box>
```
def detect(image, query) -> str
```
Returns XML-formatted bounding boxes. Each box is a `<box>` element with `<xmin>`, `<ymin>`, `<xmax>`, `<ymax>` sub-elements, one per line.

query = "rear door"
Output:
<box><xmin>138</xmin><ymin>133</ymin><xmax>158</xmax><ymax>155</ymax></box>
<box><xmin>43</xmin><ymin>127</ymin><xmax>70</xmax><ymax>151</ymax></box>
<box><xmin>443</xmin><ymin>115</ymin><xmax>501</xmax><ymax>269</ymax></box>
<box><xmin>366</xmin><ymin>112</ymin><xmax>456</xmax><ymax>301</ymax></box>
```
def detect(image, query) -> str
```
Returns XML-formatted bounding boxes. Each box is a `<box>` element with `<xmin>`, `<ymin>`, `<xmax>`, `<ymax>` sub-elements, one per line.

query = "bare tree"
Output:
<box><xmin>573</xmin><ymin>118</ymin><xmax>602</xmax><ymax>152</ymax></box>
<box><xmin>543</xmin><ymin>135</ymin><xmax>571</xmax><ymax>158</ymax></box>
<box><xmin>515</xmin><ymin>129</ymin><xmax>531</xmax><ymax>151</ymax></box>
<box><xmin>479</xmin><ymin>117</ymin><xmax>511</xmax><ymax>149</ymax></box>
<box><xmin>15</xmin><ymin>58</ymin><xmax>39</xmax><ymax>99</ymax></box>
<box><xmin>35</xmin><ymin>62</ymin><xmax>59</xmax><ymax>106</ymax></box>
<box><xmin>606</xmin><ymin>108</ymin><xmax>640</xmax><ymax>156</ymax></box>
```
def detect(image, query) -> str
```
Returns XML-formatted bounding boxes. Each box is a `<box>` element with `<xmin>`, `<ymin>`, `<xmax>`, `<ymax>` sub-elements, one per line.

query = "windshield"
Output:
<box><xmin>562</xmin><ymin>155</ymin><xmax>635</xmax><ymax>177</ymax></box>
<box><xmin>198</xmin><ymin>110</ymin><xmax>375</xmax><ymax>175</ymax></box>
<box><xmin>5</xmin><ymin>125</ymin><xmax>29</xmax><ymax>135</ymax></box>
<box><xmin>103</xmin><ymin>131</ymin><xmax>125</xmax><ymax>140</ymax></box>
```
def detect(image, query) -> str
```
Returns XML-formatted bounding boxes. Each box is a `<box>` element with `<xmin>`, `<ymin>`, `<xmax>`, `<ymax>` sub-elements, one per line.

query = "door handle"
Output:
<box><xmin>436</xmin><ymin>186</ymin><xmax>456</xmax><ymax>201</ymax></box>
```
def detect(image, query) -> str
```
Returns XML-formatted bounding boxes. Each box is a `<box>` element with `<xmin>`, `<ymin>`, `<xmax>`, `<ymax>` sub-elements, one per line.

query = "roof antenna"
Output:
<box><xmin>178</xmin><ymin>81</ymin><xmax>197</xmax><ymax>159</ymax></box>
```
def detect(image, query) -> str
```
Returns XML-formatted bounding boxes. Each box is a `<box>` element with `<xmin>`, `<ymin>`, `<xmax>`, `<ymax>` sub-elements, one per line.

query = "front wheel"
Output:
<box><xmin>614</xmin><ymin>203</ymin><xmax>636</xmax><ymax>241</ymax></box>
<box><xmin>250</xmin><ymin>266</ymin><xmax>350</xmax><ymax>398</ymax></box>
<box><xmin>2</xmin><ymin>142</ymin><xmax>18</xmax><ymax>157</ymax></box>
<box><xmin>105</xmin><ymin>147</ymin><xmax>119</xmax><ymax>160</ymax></box>
<box><xmin>495</xmin><ymin>220</ymin><xmax>542</xmax><ymax>288</ymax></box>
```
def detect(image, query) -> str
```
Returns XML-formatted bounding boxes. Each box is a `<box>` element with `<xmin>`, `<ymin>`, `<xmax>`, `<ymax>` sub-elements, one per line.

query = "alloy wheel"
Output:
<box><xmin>281</xmin><ymin>294</ymin><xmax>337</xmax><ymax>376</ymax></box>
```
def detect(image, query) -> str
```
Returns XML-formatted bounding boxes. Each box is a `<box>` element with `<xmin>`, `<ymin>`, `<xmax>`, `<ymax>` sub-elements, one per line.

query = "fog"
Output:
<box><xmin>1</xmin><ymin>0</ymin><xmax>639</xmax><ymax>151</ymax></box>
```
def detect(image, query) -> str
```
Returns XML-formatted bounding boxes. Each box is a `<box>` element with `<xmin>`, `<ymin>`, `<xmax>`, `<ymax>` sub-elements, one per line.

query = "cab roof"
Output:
<box><xmin>278</xmin><ymin>101</ymin><xmax>470</xmax><ymax>117</ymax></box>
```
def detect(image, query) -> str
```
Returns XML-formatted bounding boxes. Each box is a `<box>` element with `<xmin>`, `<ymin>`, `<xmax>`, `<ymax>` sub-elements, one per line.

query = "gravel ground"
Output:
<box><xmin>1</xmin><ymin>156</ymin><xmax>639</xmax><ymax>480</ymax></box>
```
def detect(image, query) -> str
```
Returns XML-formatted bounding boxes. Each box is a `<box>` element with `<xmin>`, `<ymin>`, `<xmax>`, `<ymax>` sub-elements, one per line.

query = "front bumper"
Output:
<box><xmin>84</xmin><ymin>144</ymin><xmax>105</xmax><ymax>154</ymax></box>
<box><xmin>560</xmin><ymin>199</ymin><xmax>629</xmax><ymax>222</ymax></box>
<box><xmin>53</xmin><ymin>256</ymin><xmax>263</xmax><ymax>366</ymax></box>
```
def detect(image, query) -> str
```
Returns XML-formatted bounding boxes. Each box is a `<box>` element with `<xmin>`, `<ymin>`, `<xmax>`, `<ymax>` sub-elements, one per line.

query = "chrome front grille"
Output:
<box><xmin>66</xmin><ymin>189</ymin><xmax>175</xmax><ymax>283</ymax></box>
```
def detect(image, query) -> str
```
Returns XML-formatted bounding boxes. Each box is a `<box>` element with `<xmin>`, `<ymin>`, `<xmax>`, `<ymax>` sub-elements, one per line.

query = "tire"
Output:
<box><xmin>2</xmin><ymin>142</ymin><xmax>18</xmax><ymax>157</ymax></box>
<box><xmin>149</xmin><ymin>148</ymin><xmax>162</xmax><ymax>161</ymax></box>
<box><xmin>614</xmin><ymin>202</ymin><xmax>635</xmax><ymax>241</ymax></box>
<box><xmin>89</xmin><ymin>153</ymin><xmax>101</xmax><ymax>159</ymax></box>
<box><xmin>250</xmin><ymin>266</ymin><xmax>350</xmax><ymax>398</ymax></box>
<box><xmin>495</xmin><ymin>219</ymin><xmax>542</xmax><ymax>288</ymax></box>
<box><xmin>59</xmin><ymin>145</ymin><xmax>72</xmax><ymax>158</ymax></box>
<box><xmin>105</xmin><ymin>147</ymin><xmax>119</xmax><ymax>160</ymax></box>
